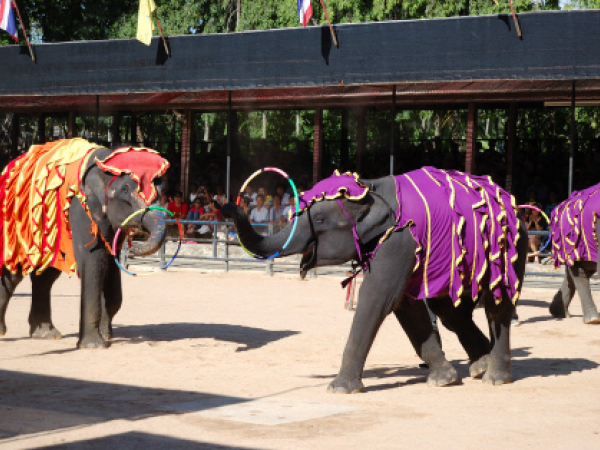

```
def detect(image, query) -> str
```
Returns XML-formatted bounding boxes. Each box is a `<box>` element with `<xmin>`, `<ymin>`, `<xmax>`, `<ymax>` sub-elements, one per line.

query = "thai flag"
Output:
<box><xmin>0</xmin><ymin>0</ymin><xmax>18</xmax><ymax>41</ymax></box>
<box><xmin>297</xmin><ymin>0</ymin><xmax>313</xmax><ymax>27</ymax></box>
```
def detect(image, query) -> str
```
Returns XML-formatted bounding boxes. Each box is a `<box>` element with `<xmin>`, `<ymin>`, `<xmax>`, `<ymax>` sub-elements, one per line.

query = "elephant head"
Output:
<box><xmin>222</xmin><ymin>172</ymin><xmax>398</xmax><ymax>278</ymax></box>
<box><xmin>80</xmin><ymin>146</ymin><xmax>170</xmax><ymax>256</ymax></box>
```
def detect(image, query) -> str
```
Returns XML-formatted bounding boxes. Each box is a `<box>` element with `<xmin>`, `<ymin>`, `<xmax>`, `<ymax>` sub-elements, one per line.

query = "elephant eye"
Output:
<box><xmin>315</xmin><ymin>215</ymin><xmax>324</xmax><ymax>223</ymax></box>
<box><xmin>123</xmin><ymin>185</ymin><xmax>130</xmax><ymax>194</ymax></box>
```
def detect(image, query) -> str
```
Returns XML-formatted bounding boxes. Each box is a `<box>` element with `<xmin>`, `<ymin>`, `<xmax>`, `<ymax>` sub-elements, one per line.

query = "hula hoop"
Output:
<box><xmin>112</xmin><ymin>206</ymin><xmax>183</xmax><ymax>276</ymax></box>
<box><xmin>518</xmin><ymin>204</ymin><xmax>552</xmax><ymax>257</ymax></box>
<box><xmin>236</xmin><ymin>167</ymin><xmax>299</xmax><ymax>260</ymax></box>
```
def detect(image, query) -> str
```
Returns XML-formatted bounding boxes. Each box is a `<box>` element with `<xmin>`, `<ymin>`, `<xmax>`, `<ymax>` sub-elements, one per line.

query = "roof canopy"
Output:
<box><xmin>2</xmin><ymin>10</ymin><xmax>600</xmax><ymax>113</ymax></box>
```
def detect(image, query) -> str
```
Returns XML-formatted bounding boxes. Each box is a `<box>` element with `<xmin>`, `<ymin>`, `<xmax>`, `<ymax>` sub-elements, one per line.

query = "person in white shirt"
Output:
<box><xmin>276</xmin><ymin>183</ymin><xmax>291</xmax><ymax>206</ymax></box>
<box><xmin>280</xmin><ymin>195</ymin><xmax>296</xmax><ymax>224</ymax></box>
<box><xmin>250</xmin><ymin>194</ymin><xmax>269</xmax><ymax>223</ymax></box>
<box><xmin>245</xmin><ymin>185</ymin><xmax>258</xmax><ymax>206</ymax></box>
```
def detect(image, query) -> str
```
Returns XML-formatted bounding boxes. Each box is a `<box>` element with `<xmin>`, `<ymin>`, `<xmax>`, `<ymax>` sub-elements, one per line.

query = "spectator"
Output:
<box><xmin>244</xmin><ymin>185</ymin><xmax>257</xmax><ymax>206</ymax></box>
<box><xmin>159</xmin><ymin>192</ymin><xmax>169</xmax><ymax>208</ymax></box>
<box><xmin>545</xmin><ymin>191</ymin><xmax>560</xmax><ymax>217</ymax></box>
<box><xmin>167</xmin><ymin>192</ymin><xmax>188</xmax><ymax>219</ymax></box>
<box><xmin>276</xmin><ymin>183</ymin><xmax>291</xmax><ymax>206</ymax></box>
<box><xmin>188</xmin><ymin>182</ymin><xmax>200</xmax><ymax>203</ymax></box>
<box><xmin>250</xmin><ymin>194</ymin><xmax>269</xmax><ymax>224</ymax></box>
<box><xmin>269</xmin><ymin>194</ymin><xmax>285</xmax><ymax>223</ymax></box>
<box><xmin>213</xmin><ymin>185</ymin><xmax>227</xmax><ymax>205</ymax></box>
<box><xmin>239</xmin><ymin>196</ymin><xmax>252</xmax><ymax>217</ymax></box>
<box><xmin>186</xmin><ymin>198</ymin><xmax>205</xmax><ymax>236</ymax></box>
<box><xmin>280</xmin><ymin>195</ymin><xmax>296</xmax><ymax>224</ymax></box>
<box><xmin>526</xmin><ymin>202</ymin><xmax>547</xmax><ymax>263</ymax></box>
<box><xmin>200</xmin><ymin>200</ymin><xmax>223</xmax><ymax>222</ymax></box>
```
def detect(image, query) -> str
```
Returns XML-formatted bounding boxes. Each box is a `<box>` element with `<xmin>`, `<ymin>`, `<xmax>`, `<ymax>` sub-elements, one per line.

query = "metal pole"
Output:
<box><xmin>95</xmin><ymin>95</ymin><xmax>100</xmax><ymax>143</ymax></box>
<box><xmin>569</xmin><ymin>80</ymin><xmax>576</xmax><ymax>196</ymax></box>
<box><xmin>227</xmin><ymin>91</ymin><xmax>232</xmax><ymax>201</ymax></box>
<box><xmin>390</xmin><ymin>85</ymin><xmax>396</xmax><ymax>175</ymax></box>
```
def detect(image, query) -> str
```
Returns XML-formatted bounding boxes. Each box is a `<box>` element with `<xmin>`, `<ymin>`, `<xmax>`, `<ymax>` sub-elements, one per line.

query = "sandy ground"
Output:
<box><xmin>0</xmin><ymin>269</ymin><xmax>599</xmax><ymax>450</ymax></box>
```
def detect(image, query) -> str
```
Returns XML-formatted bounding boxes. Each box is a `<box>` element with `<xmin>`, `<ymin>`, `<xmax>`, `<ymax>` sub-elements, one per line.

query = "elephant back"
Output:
<box><xmin>0</xmin><ymin>138</ymin><xmax>101</xmax><ymax>276</ymax></box>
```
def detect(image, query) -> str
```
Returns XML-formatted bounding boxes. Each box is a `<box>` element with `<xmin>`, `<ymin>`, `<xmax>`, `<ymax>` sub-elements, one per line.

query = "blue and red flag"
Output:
<box><xmin>297</xmin><ymin>0</ymin><xmax>313</xmax><ymax>27</ymax></box>
<box><xmin>0</xmin><ymin>0</ymin><xmax>17</xmax><ymax>41</ymax></box>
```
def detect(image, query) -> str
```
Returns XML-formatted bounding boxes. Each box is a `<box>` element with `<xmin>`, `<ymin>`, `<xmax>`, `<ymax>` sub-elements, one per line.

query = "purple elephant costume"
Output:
<box><xmin>299</xmin><ymin>167</ymin><xmax>522</xmax><ymax>305</ymax></box>
<box><xmin>550</xmin><ymin>183</ymin><xmax>600</xmax><ymax>267</ymax></box>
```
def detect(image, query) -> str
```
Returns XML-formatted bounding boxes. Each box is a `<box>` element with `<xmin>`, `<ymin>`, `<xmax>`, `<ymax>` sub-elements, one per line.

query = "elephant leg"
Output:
<box><xmin>71</xmin><ymin>200</ymin><xmax>109</xmax><ymax>349</ymax></box>
<box><xmin>483</xmin><ymin>290</ymin><xmax>514</xmax><ymax>385</ymax></box>
<box><xmin>567</xmin><ymin>262</ymin><xmax>600</xmax><ymax>324</ymax></box>
<box><xmin>394</xmin><ymin>297</ymin><xmax>458</xmax><ymax>387</ymax></box>
<box><xmin>100</xmin><ymin>257</ymin><xmax>122</xmax><ymax>341</ymax></box>
<box><xmin>549</xmin><ymin>267</ymin><xmax>575</xmax><ymax>319</ymax></box>
<box><xmin>428</xmin><ymin>296</ymin><xmax>491</xmax><ymax>378</ymax></box>
<box><xmin>29</xmin><ymin>268</ymin><xmax>62</xmax><ymax>339</ymax></box>
<box><xmin>0</xmin><ymin>270</ymin><xmax>24</xmax><ymax>336</ymax></box>
<box><xmin>328</xmin><ymin>230</ymin><xmax>417</xmax><ymax>394</ymax></box>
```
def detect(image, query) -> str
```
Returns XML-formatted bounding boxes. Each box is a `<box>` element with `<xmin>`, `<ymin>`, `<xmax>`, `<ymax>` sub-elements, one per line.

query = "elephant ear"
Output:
<box><xmin>79</xmin><ymin>147</ymin><xmax>115</xmax><ymax>242</ymax></box>
<box><xmin>345</xmin><ymin>177</ymin><xmax>398</xmax><ymax>245</ymax></box>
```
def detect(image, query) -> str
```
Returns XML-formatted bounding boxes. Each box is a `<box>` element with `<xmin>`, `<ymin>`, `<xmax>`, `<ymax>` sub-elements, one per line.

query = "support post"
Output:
<box><xmin>10</xmin><ymin>114</ymin><xmax>19</xmax><ymax>158</ymax></box>
<box><xmin>181</xmin><ymin>110</ymin><xmax>193</xmax><ymax>198</ymax></box>
<box><xmin>227</xmin><ymin>91</ymin><xmax>232</xmax><ymax>201</ymax></box>
<box><xmin>68</xmin><ymin>112</ymin><xmax>75</xmax><ymax>139</ymax></box>
<box><xmin>340</xmin><ymin>109</ymin><xmax>349</xmax><ymax>170</ymax></box>
<box><xmin>356</xmin><ymin>108</ymin><xmax>366</xmax><ymax>175</ymax></box>
<box><xmin>111</xmin><ymin>113</ymin><xmax>122</xmax><ymax>147</ymax></box>
<box><xmin>390</xmin><ymin>86</ymin><xmax>396</xmax><ymax>175</ymax></box>
<box><xmin>95</xmin><ymin>95</ymin><xmax>99</xmax><ymax>143</ymax></box>
<box><xmin>313</xmin><ymin>108</ymin><xmax>323</xmax><ymax>185</ymax></box>
<box><xmin>130</xmin><ymin>115</ymin><xmax>137</xmax><ymax>145</ymax></box>
<box><xmin>505</xmin><ymin>103</ymin><xmax>517</xmax><ymax>193</ymax></box>
<box><xmin>569</xmin><ymin>80</ymin><xmax>576</xmax><ymax>196</ymax></box>
<box><xmin>37</xmin><ymin>115</ymin><xmax>45</xmax><ymax>144</ymax></box>
<box><xmin>465</xmin><ymin>103</ymin><xmax>477</xmax><ymax>174</ymax></box>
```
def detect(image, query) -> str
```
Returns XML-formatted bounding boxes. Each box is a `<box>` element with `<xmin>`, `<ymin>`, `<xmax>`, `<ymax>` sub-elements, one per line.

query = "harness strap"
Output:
<box><xmin>336</xmin><ymin>199</ymin><xmax>363</xmax><ymax>262</ymax></box>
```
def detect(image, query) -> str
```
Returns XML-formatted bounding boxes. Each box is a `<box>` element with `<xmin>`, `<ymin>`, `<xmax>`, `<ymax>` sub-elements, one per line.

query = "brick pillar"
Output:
<box><xmin>465</xmin><ymin>103</ymin><xmax>477</xmax><ymax>174</ymax></box>
<box><xmin>505</xmin><ymin>103</ymin><xmax>517</xmax><ymax>192</ymax></box>
<box><xmin>111</xmin><ymin>113</ymin><xmax>122</xmax><ymax>147</ymax></box>
<box><xmin>340</xmin><ymin>108</ymin><xmax>349</xmax><ymax>170</ymax></box>
<box><xmin>356</xmin><ymin>108</ymin><xmax>366</xmax><ymax>175</ymax></box>
<box><xmin>180</xmin><ymin>110</ymin><xmax>193</xmax><ymax>197</ymax></box>
<box><xmin>68</xmin><ymin>112</ymin><xmax>75</xmax><ymax>138</ymax></box>
<box><xmin>313</xmin><ymin>108</ymin><xmax>323</xmax><ymax>185</ymax></box>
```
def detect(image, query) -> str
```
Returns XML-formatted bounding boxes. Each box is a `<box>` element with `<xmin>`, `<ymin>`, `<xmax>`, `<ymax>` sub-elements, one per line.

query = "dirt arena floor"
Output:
<box><xmin>1</xmin><ymin>269</ymin><xmax>599</xmax><ymax>450</ymax></box>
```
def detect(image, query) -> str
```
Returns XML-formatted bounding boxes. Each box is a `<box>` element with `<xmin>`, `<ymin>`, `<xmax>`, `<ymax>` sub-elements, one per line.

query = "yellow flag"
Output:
<box><xmin>136</xmin><ymin>0</ymin><xmax>156</xmax><ymax>46</ymax></box>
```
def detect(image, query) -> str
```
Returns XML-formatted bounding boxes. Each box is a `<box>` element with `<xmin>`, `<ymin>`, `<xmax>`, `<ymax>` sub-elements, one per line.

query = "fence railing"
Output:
<box><xmin>122</xmin><ymin>224</ymin><xmax>576</xmax><ymax>280</ymax></box>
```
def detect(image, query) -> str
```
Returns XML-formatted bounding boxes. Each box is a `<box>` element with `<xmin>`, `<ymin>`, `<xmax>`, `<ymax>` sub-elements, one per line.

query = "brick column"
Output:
<box><xmin>465</xmin><ymin>103</ymin><xmax>477</xmax><ymax>174</ymax></box>
<box><xmin>180</xmin><ymin>110</ymin><xmax>193</xmax><ymax>197</ymax></box>
<box><xmin>340</xmin><ymin>108</ymin><xmax>349</xmax><ymax>170</ymax></box>
<box><xmin>37</xmin><ymin>115</ymin><xmax>45</xmax><ymax>144</ymax></box>
<box><xmin>10</xmin><ymin>114</ymin><xmax>19</xmax><ymax>158</ymax></box>
<box><xmin>313</xmin><ymin>108</ymin><xmax>323</xmax><ymax>185</ymax></box>
<box><xmin>68</xmin><ymin>112</ymin><xmax>75</xmax><ymax>139</ymax></box>
<box><xmin>505</xmin><ymin>103</ymin><xmax>517</xmax><ymax>192</ymax></box>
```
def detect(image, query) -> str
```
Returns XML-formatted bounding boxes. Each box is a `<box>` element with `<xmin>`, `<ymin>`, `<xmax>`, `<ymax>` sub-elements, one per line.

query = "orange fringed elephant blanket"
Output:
<box><xmin>0</xmin><ymin>139</ymin><xmax>102</xmax><ymax>276</ymax></box>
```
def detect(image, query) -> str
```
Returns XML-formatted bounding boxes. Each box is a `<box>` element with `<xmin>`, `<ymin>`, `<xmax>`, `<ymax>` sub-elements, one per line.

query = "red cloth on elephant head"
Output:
<box><xmin>95</xmin><ymin>147</ymin><xmax>169</xmax><ymax>205</ymax></box>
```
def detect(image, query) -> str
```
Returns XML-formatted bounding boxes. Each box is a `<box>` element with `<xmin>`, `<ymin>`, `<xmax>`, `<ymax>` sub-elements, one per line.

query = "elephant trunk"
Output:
<box><xmin>129</xmin><ymin>208</ymin><xmax>167</xmax><ymax>256</ymax></box>
<box><xmin>222</xmin><ymin>203</ymin><xmax>294</xmax><ymax>257</ymax></box>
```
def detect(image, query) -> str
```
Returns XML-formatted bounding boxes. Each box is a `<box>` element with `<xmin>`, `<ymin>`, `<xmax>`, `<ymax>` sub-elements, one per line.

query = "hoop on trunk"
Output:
<box><xmin>112</xmin><ymin>206</ymin><xmax>182</xmax><ymax>276</ymax></box>
<box><xmin>236</xmin><ymin>167</ymin><xmax>299</xmax><ymax>260</ymax></box>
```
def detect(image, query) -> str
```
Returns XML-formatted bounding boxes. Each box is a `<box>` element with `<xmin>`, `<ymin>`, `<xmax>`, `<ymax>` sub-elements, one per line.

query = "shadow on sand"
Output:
<box><xmin>111</xmin><ymin>322</ymin><xmax>300</xmax><ymax>352</ymax></box>
<box><xmin>35</xmin><ymin>432</ymin><xmax>261</xmax><ymax>450</ymax></box>
<box><xmin>0</xmin><ymin>370</ymin><xmax>248</xmax><ymax>442</ymax></box>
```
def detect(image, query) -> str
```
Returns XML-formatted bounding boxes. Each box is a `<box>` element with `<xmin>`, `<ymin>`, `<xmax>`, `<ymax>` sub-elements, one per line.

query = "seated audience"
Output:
<box><xmin>250</xmin><ymin>194</ymin><xmax>269</xmax><ymax>224</ymax></box>
<box><xmin>167</xmin><ymin>192</ymin><xmax>188</xmax><ymax>218</ymax></box>
<box><xmin>276</xmin><ymin>183</ymin><xmax>291</xmax><ymax>206</ymax></box>
<box><xmin>526</xmin><ymin>202</ymin><xmax>547</xmax><ymax>263</ymax></box>
<box><xmin>269</xmin><ymin>194</ymin><xmax>285</xmax><ymax>223</ymax></box>
<box><xmin>213</xmin><ymin>185</ymin><xmax>227</xmax><ymax>205</ymax></box>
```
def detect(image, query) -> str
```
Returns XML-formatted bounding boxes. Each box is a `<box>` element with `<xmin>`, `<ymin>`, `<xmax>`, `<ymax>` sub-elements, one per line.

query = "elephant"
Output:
<box><xmin>223</xmin><ymin>167</ymin><xmax>528</xmax><ymax>393</ymax></box>
<box><xmin>548</xmin><ymin>185</ymin><xmax>600</xmax><ymax>324</ymax></box>
<box><xmin>0</xmin><ymin>138</ymin><xmax>169</xmax><ymax>348</ymax></box>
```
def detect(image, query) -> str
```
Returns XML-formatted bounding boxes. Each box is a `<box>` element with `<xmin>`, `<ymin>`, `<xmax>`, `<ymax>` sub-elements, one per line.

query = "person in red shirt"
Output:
<box><xmin>167</xmin><ymin>191</ymin><xmax>188</xmax><ymax>218</ymax></box>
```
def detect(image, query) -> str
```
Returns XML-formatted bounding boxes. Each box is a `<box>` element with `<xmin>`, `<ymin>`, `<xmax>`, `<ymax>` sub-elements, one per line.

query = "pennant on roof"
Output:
<box><xmin>0</xmin><ymin>0</ymin><xmax>18</xmax><ymax>41</ymax></box>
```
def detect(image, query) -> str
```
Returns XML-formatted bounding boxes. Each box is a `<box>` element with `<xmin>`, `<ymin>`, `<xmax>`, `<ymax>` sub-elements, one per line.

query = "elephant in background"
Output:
<box><xmin>223</xmin><ymin>168</ymin><xmax>528</xmax><ymax>393</ymax></box>
<box><xmin>549</xmin><ymin>186</ymin><xmax>600</xmax><ymax>324</ymax></box>
<box><xmin>0</xmin><ymin>139</ymin><xmax>169</xmax><ymax>348</ymax></box>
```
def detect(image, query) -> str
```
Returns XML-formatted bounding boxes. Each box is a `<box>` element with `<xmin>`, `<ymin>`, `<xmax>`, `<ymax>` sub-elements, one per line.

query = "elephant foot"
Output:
<box><xmin>469</xmin><ymin>354</ymin><xmax>489</xmax><ymax>378</ymax></box>
<box><xmin>583</xmin><ymin>311</ymin><xmax>600</xmax><ymax>324</ymax></box>
<box><xmin>0</xmin><ymin>323</ymin><xmax>6</xmax><ymax>336</ymax></box>
<box><xmin>77</xmin><ymin>332</ymin><xmax>109</xmax><ymax>349</ymax></box>
<box><xmin>482</xmin><ymin>366</ymin><xmax>512</xmax><ymax>385</ymax></box>
<box><xmin>100</xmin><ymin>322</ymin><xmax>113</xmax><ymax>341</ymax></box>
<box><xmin>549</xmin><ymin>297</ymin><xmax>571</xmax><ymax>319</ymax></box>
<box><xmin>327</xmin><ymin>376</ymin><xmax>365</xmax><ymax>394</ymax></box>
<box><xmin>30</xmin><ymin>324</ymin><xmax>62</xmax><ymax>340</ymax></box>
<box><xmin>427</xmin><ymin>361</ymin><xmax>458</xmax><ymax>387</ymax></box>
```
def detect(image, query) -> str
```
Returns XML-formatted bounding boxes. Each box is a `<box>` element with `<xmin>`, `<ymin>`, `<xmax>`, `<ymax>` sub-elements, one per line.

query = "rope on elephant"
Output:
<box><xmin>112</xmin><ymin>206</ymin><xmax>182</xmax><ymax>276</ymax></box>
<box><xmin>236</xmin><ymin>167</ymin><xmax>300</xmax><ymax>260</ymax></box>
